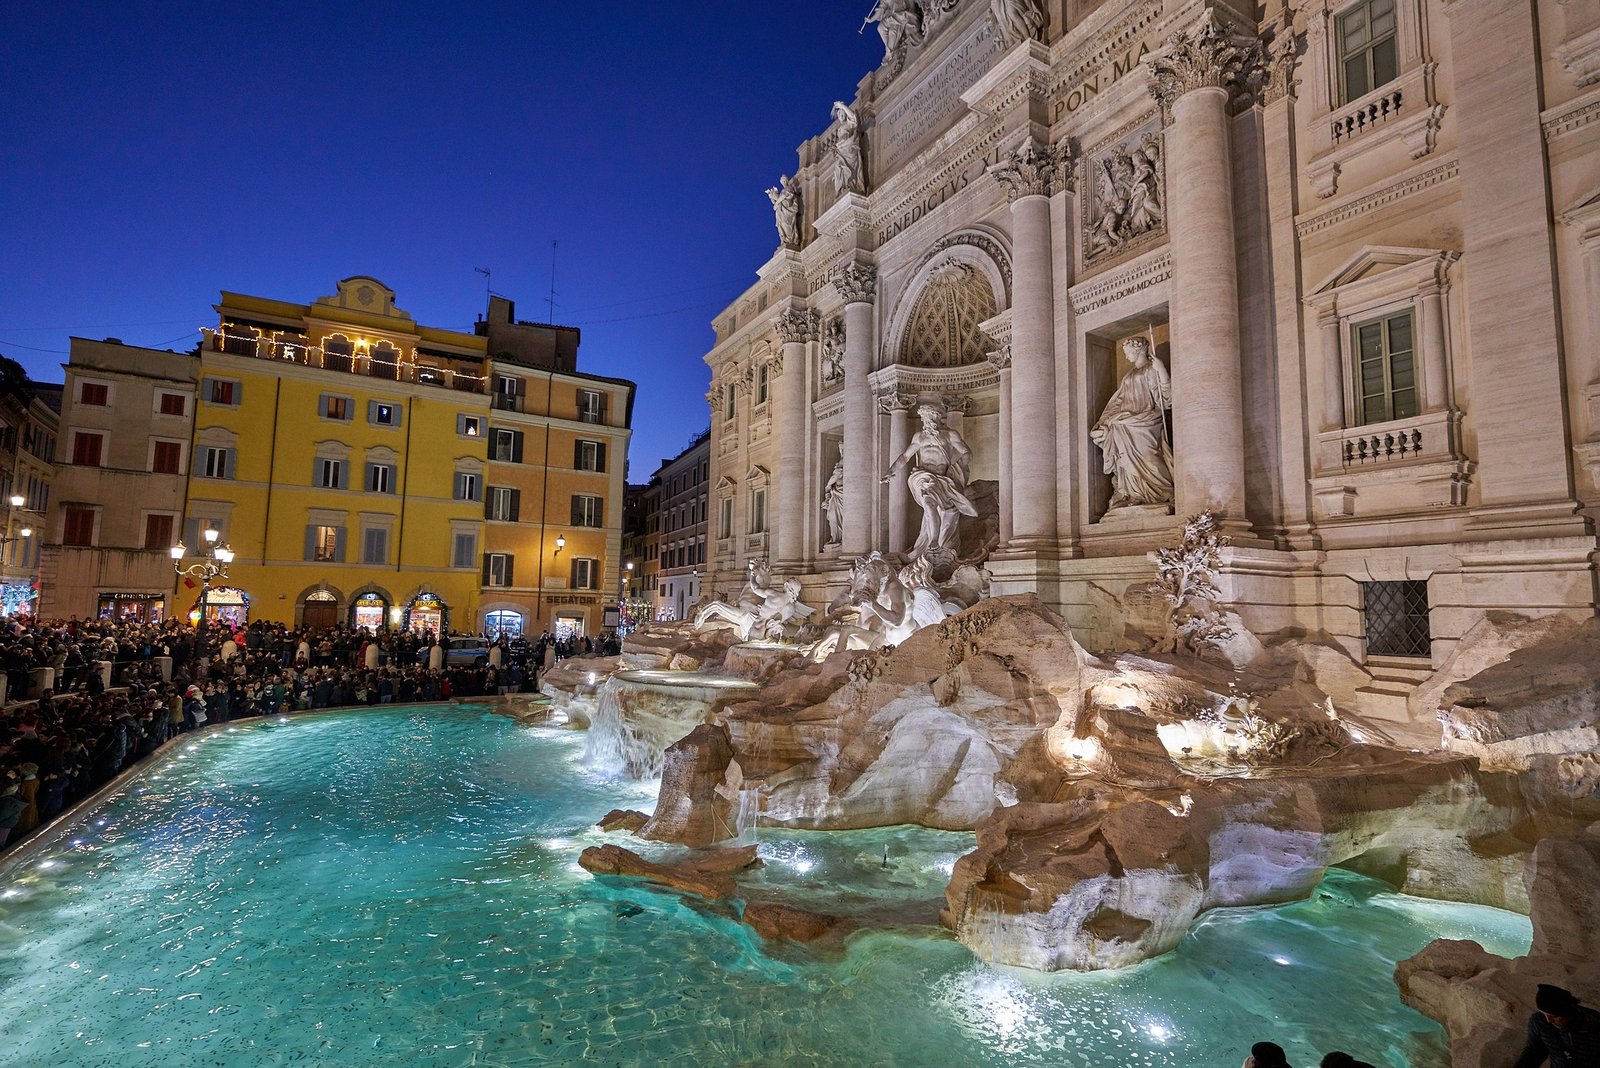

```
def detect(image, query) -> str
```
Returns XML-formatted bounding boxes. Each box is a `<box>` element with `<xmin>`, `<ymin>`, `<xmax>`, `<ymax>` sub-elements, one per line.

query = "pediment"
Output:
<box><xmin>714</xmin><ymin>475</ymin><xmax>737</xmax><ymax>493</ymax></box>
<box><xmin>1309</xmin><ymin>246</ymin><xmax>1452</xmax><ymax>297</ymax></box>
<box><xmin>1561</xmin><ymin>188</ymin><xmax>1600</xmax><ymax>240</ymax></box>
<box><xmin>314</xmin><ymin>276</ymin><xmax>412</xmax><ymax>320</ymax></box>
<box><xmin>744</xmin><ymin>465</ymin><xmax>771</xmax><ymax>486</ymax></box>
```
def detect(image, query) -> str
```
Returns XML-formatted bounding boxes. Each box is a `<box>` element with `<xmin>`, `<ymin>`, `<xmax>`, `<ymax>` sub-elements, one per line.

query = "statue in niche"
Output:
<box><xmin>766</xmin><ymin>175</ymin><xmax>802</xmax><ymax>249</ymax></box>
<box><xmin>882</xmin><ymin>403</ymin><xmax>977</xmax><ymax>565</ymax></box>
<box><xmin>822</xmin><ymin>459</ymin><xmax>846</xmax><ymax>548</ymax></box>
<box><xmin>989</xmin><ymin>0</ymin><xmax>1046</xmax><ymax>48</ymax></box>
<box><xmin>865</xmin><ymin>0</ymin><xmax>923</xmax><ymax>62</ymax></box>
<box><xmin>821</xmin><ymin>319</ymin><xmax>845</xmax><ymax>383</ymax></box>
<box><xmin>1087</xmin><ymin>135</ymin><xmax>1165</xmax><ymax>257</ymax></box>
<box><xmin>1091</xmin><ymin>336</ymin><xmax>1174</xmax><ymax>511</ymax></box>
<box><xmin>831</xmin><ymin>102</ymin><xmax>868</xmax><ymax>197</ymax></box>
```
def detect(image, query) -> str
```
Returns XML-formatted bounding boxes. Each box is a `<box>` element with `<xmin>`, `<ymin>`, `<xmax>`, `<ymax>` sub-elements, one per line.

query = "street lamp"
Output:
<box><xmin>616</xmin><ymin>560</ymin><xmax>636</xmax><ymax>638</ymax></box>
<box><xmin>1</xmin><ymin>494</ymin><xmax>33</xmax><ymax>584</ymax></box>
<box><xmin>171</xmin><ymin>526</ymin><xmax>234</xmax><ymax>639</ymax></box>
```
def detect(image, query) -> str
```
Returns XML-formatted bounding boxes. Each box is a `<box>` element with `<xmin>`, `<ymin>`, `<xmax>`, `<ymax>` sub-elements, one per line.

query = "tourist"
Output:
<box><xmin>1514</xmin><ymin>984</ymin><xmax>1600</xmax><ymax>1067</ymax></box>
<box><xmin>0</xmin><ymin>776</ymin><xmax>24</xmax><ymax>847</ymax></box>
<box><xmin>1320</xmin><ymin>1053</ymin><xmax>1376</xmax><ymax>1068</ymax></box>
<box><xmin>1243</xmin><ymin>1042</ymin><xmax>1293</xmax><ymax>1068</ymax></box>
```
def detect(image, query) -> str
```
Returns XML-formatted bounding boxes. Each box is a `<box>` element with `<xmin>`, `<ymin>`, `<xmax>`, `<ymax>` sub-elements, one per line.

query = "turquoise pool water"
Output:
<box><xmin>0</xmin><ymin>705</ymin><xmax>1530</xmax><ymax>1067</ymax></box>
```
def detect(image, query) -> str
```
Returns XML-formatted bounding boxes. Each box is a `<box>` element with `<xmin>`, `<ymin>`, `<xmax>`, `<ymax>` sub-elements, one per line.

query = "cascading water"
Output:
<box><xmin>581</xmin><ymin>669</ymin><xmax>761</xmax><ymax>779</ymax></box>
<box><xmin>733</xmin><ymin>786</ymin><xmax>763</xmax><ymax>842</ymax></box>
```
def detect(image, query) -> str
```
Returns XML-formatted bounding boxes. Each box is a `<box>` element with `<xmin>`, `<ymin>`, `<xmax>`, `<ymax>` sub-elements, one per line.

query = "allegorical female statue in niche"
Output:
<box><xmin>882</xmin><ymin>403</ymin><xmax>977</xmax><ymax>563</ymax></box>
<box><xmin>766</xmin><ymin>175</ymin><xmax>801</xmax><ymax>249</ymax></box>
<box><xmin>990</xmin><ymin>0</ymin><xmax>1047</xmax><ymax>48</ymax></box>
<box><xmin>1090</xmin><ymin>336</ymin><xmax>1174</xmax><ymax>510</ymax></box>
<box><xmin>822</xmin><ymin>459</ymin><xmax>845</xmax><ymax>547</ymax></box>
<box><xmin>831</xmin><ymin>102</ymin><xmax>867</xmax><ymax>196</ymax></box>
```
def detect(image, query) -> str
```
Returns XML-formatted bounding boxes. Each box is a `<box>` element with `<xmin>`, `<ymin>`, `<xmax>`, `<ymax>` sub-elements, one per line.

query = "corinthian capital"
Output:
<box><xmin>1147</xmin><ymin>7</ymin><xmax>1265</xmax><ymax>115</ymax></box>
<box><xmin>834</xmin><ymin>262</ymin><xmax>878</xmax><ymax>305</ymax></box>
<box><xmin>773</xmin><ymin>307</ymin><xmax>820</xmax><ymax>345</ymax></box>
<box><xmin>988</xmin><ymin>136</ymin><xmax>1074</xmax><ymax>201</ymax></box>
<box><xmin>1260</xmin><ymin>11</ymin><xmax>1299</xmax><ymax>106</ymax></box>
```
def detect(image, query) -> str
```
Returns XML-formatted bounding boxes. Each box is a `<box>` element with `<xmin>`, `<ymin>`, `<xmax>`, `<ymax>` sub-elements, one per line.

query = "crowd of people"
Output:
<box><xmin>0</xmin><ymin>614</ymin><xmax>594</xmax><ymax>853</ymax></box>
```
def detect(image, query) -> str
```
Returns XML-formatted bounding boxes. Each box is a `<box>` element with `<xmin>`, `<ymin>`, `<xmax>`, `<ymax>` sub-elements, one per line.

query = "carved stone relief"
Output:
<box><xmin>821</xmin><ymin>319</ymin><xmax>846</xmax><ymax>386</ymax></box>
<box><xmin>1083</xmin><ymin>121</ymin><xmax>1166</xmax><ymax>264</ymax></box>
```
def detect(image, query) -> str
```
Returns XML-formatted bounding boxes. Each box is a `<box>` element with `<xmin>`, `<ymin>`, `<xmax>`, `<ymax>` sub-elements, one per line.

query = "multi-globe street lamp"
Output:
<box><xmin>170</xmin><ymin>526</ymin><xmax>234</xmax><ymax>638</ymax></box>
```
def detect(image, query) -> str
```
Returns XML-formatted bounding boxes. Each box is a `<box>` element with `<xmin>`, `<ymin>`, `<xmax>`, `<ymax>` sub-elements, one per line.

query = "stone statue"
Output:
<box><xmin>831</xmin><ymin>102</ymin><xmax>867</xmax><ymax>197</ymax></box>
<box><xmin>882</xmin><ymin>402</ymin><xmax>977</xmax><ymax>564</ymax></box>
<box><xmin>809</xmin><ymin>550</ymin><xmax>956</xmax><ymax>656</ymax></box>
<box><xmin>766</xmin><ymin>175</ymin><xmax>802</xmax><ymax>249</ymax></box>
<box><xmin>989</xmin><ymin>0</ymin><xmax>1046</xmax><ymax>48</ymax></box>
<box><xmin>1088</xmin><ymin>136</ymin><xmax>1165</xmax><ymax>257</ymax></box>
<box><xmin>693</xmin><ymin>558</ymin><xmax>813</xmax><ymax>642</ymax></box>
<box><xmin>1091</xmin><ymin>336</ymin><xmax>1174</xmax><ymax>510</ymax></box>
<box><xmin>821</xmin><ymin>319</ymin><xmax>846</xmax><ymax>383</ymax></box>
<box><xmin>822</xmin><ymin>459</ymin><xmax>845</xmax><ymax>547</ymax></box>
<box><xmin>865</xmin><ymin>0</ymin><xmax>923</xmax><ymax>62</ymax></box>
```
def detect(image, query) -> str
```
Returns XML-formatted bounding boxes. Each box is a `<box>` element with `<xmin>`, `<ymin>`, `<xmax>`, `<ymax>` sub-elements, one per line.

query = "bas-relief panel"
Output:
<box><xmin>1081</xmin><ymin>117</ymin><xmax>1167</xmax><ymax>268</ymax></box>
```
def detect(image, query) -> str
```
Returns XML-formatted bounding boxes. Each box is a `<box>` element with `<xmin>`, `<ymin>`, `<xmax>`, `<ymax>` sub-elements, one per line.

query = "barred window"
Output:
<box><xmin>1363</xmin><ymin>580</ymin><xmax>1430</xmax><ymax>658</ymax></box>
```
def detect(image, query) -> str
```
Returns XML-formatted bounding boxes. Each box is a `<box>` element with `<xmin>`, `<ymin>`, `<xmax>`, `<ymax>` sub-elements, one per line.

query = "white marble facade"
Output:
<box><xmin>704</xmin><ymin>0</ymin><xmax>1600</xmax><ymax>693</ymax></box>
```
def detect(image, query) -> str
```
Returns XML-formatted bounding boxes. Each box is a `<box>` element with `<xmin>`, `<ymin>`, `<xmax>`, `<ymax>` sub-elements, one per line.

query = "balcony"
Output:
<box><xmin>1310</xmin><ymin>409</ymin><xmax>1473</xmax><ymax>520</ymax></box>
<box><xmin>207</xmin><ymin>329</ymin><xmax>485</xmax><ymax>394</ymax></box>
<box><xmin>493</xmin><ymin>393</ymin><xmax>524</xmax><ymax>413</ymax></box>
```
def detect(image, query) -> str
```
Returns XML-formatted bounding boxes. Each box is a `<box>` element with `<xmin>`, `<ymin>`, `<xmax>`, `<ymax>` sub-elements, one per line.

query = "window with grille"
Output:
<box><xmin>63</xmin><ymin>507</ymin><xmax>96</xmax><ymax>546</ymax></box>
<box><xmin>79</xmin><ymin>382</ymin><xmax>109</xmax><ymax>406</ymax></box>
<box><xmin>143</xmin><ymin>514</ymin><xmax>175</xmax><ymax>551</ymax></box>
<box><xmin>1352</xmin><ymin>311</ymin><xmax>1417</xmax><ymax>426</ymax></box>
<box><xmin>1363</xmin><ymin>580</ymin><xmax>1431</xmax><ymax>658</ymax></box>
<box><xmin>158</xmin><ymin>392</ymin><xmax>186</xmax><ymax>416</ymax></box>
<box><xmin>152</xmin><ymin>440</ymin><xmax>183</xmax><ymax>474</ymax></box>
<box><xmin>72</xmin><ymin>432</ymin><xmax>104</xmax><ymax>467</ymax></box>
<box><xmin>1338</xmin><ymin>0</ymin><xmax>1398</xmax><ymax>104</ymax></box>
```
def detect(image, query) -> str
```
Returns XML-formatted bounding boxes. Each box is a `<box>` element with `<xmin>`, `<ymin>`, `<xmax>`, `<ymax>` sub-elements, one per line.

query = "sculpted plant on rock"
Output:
<box><xmin>1149</xmin><ymin>512</ymin><xmax>1235</xmax><ymax>657</ymax></box>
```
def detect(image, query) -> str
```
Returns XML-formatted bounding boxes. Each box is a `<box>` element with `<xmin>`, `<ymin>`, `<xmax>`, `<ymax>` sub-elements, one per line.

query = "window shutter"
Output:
<box><xmin>482</xmin><ymin>553</ymin><xmax>492</xmax><ymax>585</ymax></box>
<box><xmin>313</xmin><ymin>459</ymin><xmax>323</xmax><ymax>486</ymax></box>
<box><xmin>597</xmin><ymin>393</ymin><xmax>608</xmax><ymax>423</ymax></box>
<box><xmin>597</xmin><ymin>443</ymin><xmax>607</xmax><ymax>473</ymax></box>
<box><xmin>454</xmin><ymin>472</ymin><xmax>464</xmax><ymax>500</ymax></box>
<box><xmin>573</xmin><ymin>439</ymin><xmax>582</xmax><ymax>469</ymax></box>
<box><xmin>509</xmin><ymin>489</ymin><xmax>521</xmax><ymax>522</ymax></box>
<box><xmin>366</xmin><ymin>464</ymin><xmax>377</xmax><ymax>492</ymax></box>
<box><xmin>333</xmin><ymin>527</ymin><xmax>347</xmax><ymax>562</ymax></box>
<box><xmin>570</xmin><ymin>559</ymin><xmax>579</xmax><ymax>588</ymax></box>
<box><xmin>484</xmin><ymin>494</ymin><xmax>493</xmax><ymax>520</ymax></box>
<box><xmin>505</xmin><ymin>555</ymin><xmax>515</xmax><ymax>587</ymax></box>
<box><xmin>233</xmin><ymin>380</ymin><xmax>243</xmax><ymax>405</ymax></box>
<box><xmin>596</xmin><ymin>498</ymin><xmax>604</xmax><ymax>527</ymax></box>
<box><xmin>368</xmin><ymin>400</ymin><xmax>378</xmax><ymax>423</ymax></box>
<box><xmin>304</xmin><ymin>525</ymin><xmax>317</xmax><ymax>562</ymax></box>
<box><xmin>392</xmin><ymin>404</ymin><xmax>402</xmax><ymax>428</ymax></box>
<box><xmin>570</xmin><ymin>495</ymin><xmax>581</xmax><ymax>525</ymax></box>
<box><xmin>339</xmin><ymin>461</ymin><xmax>350</xmax><ymax>490</ymax></box>
<box><xmin>511</xmin><ymin>431</ymin><xmax>524</xmax><ymax>464</ymax></box>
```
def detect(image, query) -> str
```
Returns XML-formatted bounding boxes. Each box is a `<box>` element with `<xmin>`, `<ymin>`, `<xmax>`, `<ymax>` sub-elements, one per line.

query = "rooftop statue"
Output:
<box><xmin>766</xmin><ymin>174</ymin><xmax>802</xmax><ymax>249</ymax></box>
<box><xmin>864</xmin><ymin>0</ymin><xmax>924</xmax><ymax>62</ymax></box>
<box><xmin>831</xmin><ymin>102</ymin><xmax>868</xmax><ymax>197</ymax></box>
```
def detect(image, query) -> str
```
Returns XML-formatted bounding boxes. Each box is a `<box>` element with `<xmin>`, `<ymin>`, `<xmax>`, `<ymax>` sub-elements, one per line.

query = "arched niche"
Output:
<box><xmin>883</xmin><ymin>228</ymin><xmax>1012</xmax><ymax>371</ymax></box>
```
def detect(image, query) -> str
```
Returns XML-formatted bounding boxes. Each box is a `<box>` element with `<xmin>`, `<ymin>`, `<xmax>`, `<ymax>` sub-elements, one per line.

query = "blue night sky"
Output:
<box><xmin>0</xmin><ymin>2</ymin><xmax>883</xmax><ymax>476</ymax></box>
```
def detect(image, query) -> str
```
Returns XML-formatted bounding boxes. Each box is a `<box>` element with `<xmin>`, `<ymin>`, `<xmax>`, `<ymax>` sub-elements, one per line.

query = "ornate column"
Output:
<box><xmin>988</xmin><ymin>347</ymin><xmax>1014</xmax><ymax>545</ymax></box>
<box><xmin>772</xmin><ymin>307</ymin><xmax>819</xmax><ymax>569</ymax></box>
<box><xmin>1417</xmin><ymin>282</ymin><xmax>1450</xmax><ymax>413</ymax></box>
<box><xmin>1318</xmin><ymin>313</ymin><xmax>1344</xmax><ymax>431</ymax></box>
<box><xmin>989</xmin><ymin>136</ymin><xmax>1070</xmax><ymax>550</ymax></box>
<box><xmin>1150</xmin><ymin>10</ymin><xmax>1262</xmax><ymax>530</ymax></box>
<box><xmin>836</xmin><ymin>262</ymin><xmax>878</xmax><ymax>556</ymax></box>
<box><xmin>882</xmin><ymin>392</ymin><xmax>916</xmax><ymax>553</ymax></box>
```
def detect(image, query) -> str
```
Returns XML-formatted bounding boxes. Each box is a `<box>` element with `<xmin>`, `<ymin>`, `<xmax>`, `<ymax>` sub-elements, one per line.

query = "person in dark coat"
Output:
<box><xmin>1515</xmin><ymin>985</ymin><xmax>1600</xmax><ymax>1067</ymax></box>
<box><xmin>1244</xmin><ymin>1043</ymin><xmax>1293</xmax><ymax>1068</ymax></box>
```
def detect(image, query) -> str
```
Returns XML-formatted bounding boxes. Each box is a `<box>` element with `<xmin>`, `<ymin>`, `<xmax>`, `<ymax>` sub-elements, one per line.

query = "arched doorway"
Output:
<box><xmin>350</xmin><ymin>591</ymin><xmax>390</xmax><ymax>632</ymax></box>
<box><xmin>303</xmin><ymin>590</ymin><xmax>338</xmax><ymax>630</ymax></box>
<box><xmin>485</xmin><ymin>609</ymin><xmax>523</xmax><ymax>638</ymax></box>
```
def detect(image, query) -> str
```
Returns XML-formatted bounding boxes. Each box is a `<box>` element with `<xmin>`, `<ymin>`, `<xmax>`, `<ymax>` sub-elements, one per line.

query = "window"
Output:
<box><xmin>63</xmin><ymin>507</ymin><xmax>96</xmax><ymax>547</ymax></box>
<box><xmin>458</xmin><ymin>414</ymin><xmax>482</xmax><ymax>437</ymax></box>
<box><xmin>495</xmin><ymin>376</ymin><xmax>521</xmax><ymax>411</ymax></box>
<box><xmin>451</xmin><ymin>531</ymin><xmax>477</xmax><ymax>568</ymax></box>
<box><xmin>454</xmin><ymin>472</ymin><xmax>481</xmax><ymax>502</ymax></box>
<box><xmin>151</xmin><ymin>440</ymin><xmax>183</xmax><ymax>475</ymax></box>
<box><xmin>316</xmin><ymin>458</ymin><xmax>343</xmax><ymax>489</ymax></box>
<box><xmin>207</xmin><ymin>378</ymin><xmax>240</xmax><ymax>406</ymax></box>
<box><xmin>323</xmin><ymin>337</ymin><xmax>353</xmax><ymax>373</ymax></box>
<box><xmin>756</xmin><ymin>364</ymin><xmax>769</xmax><ymax>405</ymax></box>
<box><xmin>571</xmin><ymin>494</ymin><xmax>603</xmax><ymax>527</ymax></box>
<box><xmin>72</xmin><ymin>432</ymin><xmax>104</xmax><ymax>467</ymax></box>
<box><xmin>578</xmin><ymin>389</ymin><xmax>605</xmax><ymax>424</ymax></box>
<box><xmin>571</xmin><ymin>557</ymin><xmax>598</xmax><ymax>590</ymax></box>
<box><xmin>367</xmin><ymin>463</ymin><xmax>395</xmax><ymax>494</ymax></box>
<box><xmin>200</xmin><ymin>446</ymin><xmax>233</xmax><ymax>479</ymax></box>
<box><xmin>1337</xmin><ymin>0</ymin><xmax>1398</xmax><ymax>104</ymax></box>
<box><xmin>487</xmin><ymin>486</ymin><xmax>520</xmax><ymax>522</ymax></box>
<box><xmin>79</xmin><ymin>382</ymin><xmax>108</xmax><ymax>406</ymax></box>
<box><xmin>321</xmin><ymin>395</ymin><xmax>352</xmax><ymax>420</ymax></box>
<box><xmin>751</xmin><ymin>488</ymin><xmax>767</xmax><ymax>533</ymax></box>
<box><xmin>311</xmin><ymin>525</ymin><xmax>339</xmax><ymax>562</ymax></box>
<box><xmin>362</xmin><ymin>527</ymin><xmax>389</xmax><ymax>565</ymax></box>
<box><xmin>158</xmin><ymin>392</ymin><xmax>186</xmax><ymax>416</ymax></box>
<box><xmin>490</xmin><ymin>428</ymin><xmax>523</xmax><ymax>462</ymax></box>
<box><xmin>484</xmin><ymin>552</ymin><xmax>514</xmax><ymax>588</ymax></box>
<box><xmin>1363</xmin><ymin>580</ymin><xmax>1430</xmax><ymax>658</ymax></box>
<box><xmin>1352</xmin><ymin>311</ymin><xmax>1417</xmax><ymax>426</ymax></box>
<box><xmin>718</xmin><ymin>498</ymin><xmax>733</xmax><ymax>539</ymax></box>
<box><xmin>369</xmin><ymin>401</ymin><xmax>400</xmax><ymax>427</ymax></box>
<box><xmin>575</xmin><ymin>439</ymin><xmax>606</xmax><ymax>472</ymax></box>
<box><xmin>143</xmin><ymin>514</ymin><xmax>175</xmax><ymax>551</ymax></box>
<box><xmin>724</xmin><ymin>383</ymin><xmax>736</xmax><ymax>421</ymax></box>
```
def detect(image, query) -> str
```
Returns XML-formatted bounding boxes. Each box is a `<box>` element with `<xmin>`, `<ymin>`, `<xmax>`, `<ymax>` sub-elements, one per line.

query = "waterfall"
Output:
<box><xmin>733</xmin><ymin>787</ymin><xmax>763</xmax><ymax>842</ymax></box>
<box><xmin>581</xmin><ymin>679</ymin><xmax>634</xmax><ymax>774</ymax></box>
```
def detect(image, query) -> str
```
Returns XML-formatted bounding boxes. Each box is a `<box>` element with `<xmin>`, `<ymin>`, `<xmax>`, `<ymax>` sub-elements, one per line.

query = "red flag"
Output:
<box><xmin>183</xmin><ymin>577</ymin><xmax>197</xmax><ymax>589</ymax></box>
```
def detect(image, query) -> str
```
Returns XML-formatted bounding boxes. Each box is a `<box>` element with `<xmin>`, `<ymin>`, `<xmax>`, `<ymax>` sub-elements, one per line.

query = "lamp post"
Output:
<box><xmin>171</xmin><ymin>526</ymin><xmax>234</xmax><ymax>642</ymax></box>
<box><xmin>0</xmin><ymin>494</ymin><xmax>33</xmax><ymax>615</ymax></box>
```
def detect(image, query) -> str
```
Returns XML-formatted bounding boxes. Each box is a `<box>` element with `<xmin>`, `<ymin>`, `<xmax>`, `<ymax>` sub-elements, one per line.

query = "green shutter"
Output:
<box><xmin>304</xmin><ymin>525</ymin><xmax>317</xmax><ymax>562</ymax></box>
<box><xmin>511</xmin><ymin>430</ymin><xmax>524</xmax><ymax>464</ymax></box>
<box><xmin>509</xmin><ymin>489</ymin><xmax>521</xmax><ymax>522</ymax></box>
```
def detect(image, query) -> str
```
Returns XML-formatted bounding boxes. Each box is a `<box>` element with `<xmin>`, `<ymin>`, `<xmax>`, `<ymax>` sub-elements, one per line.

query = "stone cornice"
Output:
<box><xmin>1294</xmin><ymin>156</ymin><xmax>1459</xmax><ymax>240</ymax></box>
<box><xmin>1543</xmin><ymin>88</ymin><xmax>1600</xmax><ymax>144</ymax></box>
<box><xmin>1069</xmin><ymin>249</ymin><xmax>1172</xmax><ymax>317</ymax></box>
<box><xmin>989</xmin><ymin>136</ymin><xmax>1076</xmax><ymax>200</ymax></box>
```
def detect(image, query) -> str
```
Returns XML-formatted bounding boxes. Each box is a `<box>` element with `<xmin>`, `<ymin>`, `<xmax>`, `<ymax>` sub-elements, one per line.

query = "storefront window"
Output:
<box><xmin>191</xmin><ymin>587</ymin><xmax>249</xmax><ymax>629</ymax></box>
<box><xmin>403</xmin><ymin>592</ymin><xmax>449</xmax><ymax>637</ymax></box>
<box><xmin>554</xmin><ymin>616</ymin><xmax>585</xmax><ymax>643</ymax></box>
<box><xmin>96</xmin><ymin>594</ymin><xmax>165</xmax><ymax>623</ymax></box>
<box><xmin>352</xmin><ymin>592</ymin><xmax>388</xmax><ymax>633</ymax></box>
<box><xmin>485</xmin><ymin>610</ymin><xmax>523</xmax><ymax>638</ymax></box>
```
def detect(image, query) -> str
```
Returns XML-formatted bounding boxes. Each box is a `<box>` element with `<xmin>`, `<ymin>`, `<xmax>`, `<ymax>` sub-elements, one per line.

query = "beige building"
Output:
<box><xmin>1</xmin><ymin>360</ymin><xmax>59</xmax><ymax>615</ymax></box>
<box><xmin>653</xmin><ymin>430</ymin><xmax>710</xmax><ymax>621</ymax></box>
<box><xmin>39</xmin><ymin>339</ymin><xmax>199</xmax><ymax>621</ymax></box>
<box><xmin>705</xmin><ymin>0</ymin><xmax>1600</xmax><ymax>713</ymax></box>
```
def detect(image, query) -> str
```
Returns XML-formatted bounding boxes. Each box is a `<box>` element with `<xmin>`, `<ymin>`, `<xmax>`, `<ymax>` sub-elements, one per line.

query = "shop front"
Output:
<box><xmin>484</xmin><ymin>609</ymin><xmax>524</xmax><ymax>638</ymax></box>
<box><xmin>402</xmin><ymin>591</ymin><xmax>449</xmax><ymax>637</ymax></box>
<box><xmin>189</xmin><ymin>586</ymin><xmax>249</xmax><ymax>629</ymax></box>
<box><xmin>350</xmin><ymin>591</ymin><xmax>390</xmax><ymax>633</ymax></box>
<box><xmin>96</xmin><ymin>592</ymin><xmax>166</xmax><ymax>623</ymax></box>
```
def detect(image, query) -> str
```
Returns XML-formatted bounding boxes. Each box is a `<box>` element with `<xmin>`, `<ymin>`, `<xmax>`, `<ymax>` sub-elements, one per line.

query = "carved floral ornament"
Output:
<box><xmin>772</xmin><ymin>307</ymin><xmax>820</xmax><ymax>345</ymax></box>
<box><xmin>834</xmin><ymin>262</ymin><xmax>879</xmax><ymax>305</ymax></box>
<box><xmin>988</xmin><ymin>136</ymin><xmax>1075</xmax><ymax>202</ymax></box>
<box><xmin>1147</xmin><ymin>7</ymin><xmax>1269</xmax><ymax>117</ymax></box>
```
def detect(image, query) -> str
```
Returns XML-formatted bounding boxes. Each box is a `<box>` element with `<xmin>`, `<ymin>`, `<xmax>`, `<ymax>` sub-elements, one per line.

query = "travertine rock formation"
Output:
<box><xmin>577</xmin><ymin>843</ymin><xmax>760</xmax><ymax>901</ymax></box>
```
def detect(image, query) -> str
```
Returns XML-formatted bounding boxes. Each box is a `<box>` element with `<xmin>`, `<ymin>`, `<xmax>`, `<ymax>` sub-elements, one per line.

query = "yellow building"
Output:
<box><xmin>183</xmin><ymin>277</ymin><xmax>490</xmax><ymax>634</ymax></box>
<box><xmin>475</xmin><ymin>297</ymin><xmax>634</xmax><ymax>639</ymax></box>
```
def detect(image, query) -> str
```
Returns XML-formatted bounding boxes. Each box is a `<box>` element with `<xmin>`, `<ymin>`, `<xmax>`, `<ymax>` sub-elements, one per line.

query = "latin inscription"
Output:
<box><xmin>1053</xmin><ymin>43</ymin><xmax>1152</xmax><ymax>122</ymax></box>
<box><xmin>878</xmin><ymin>145</ymin><xmax>1007</xmax><ymax>245</ymax></box>
<box><xmin>877</xmin><ymin>20</ymin><xmax>1000</xmax><ymax>171</ymax></box>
